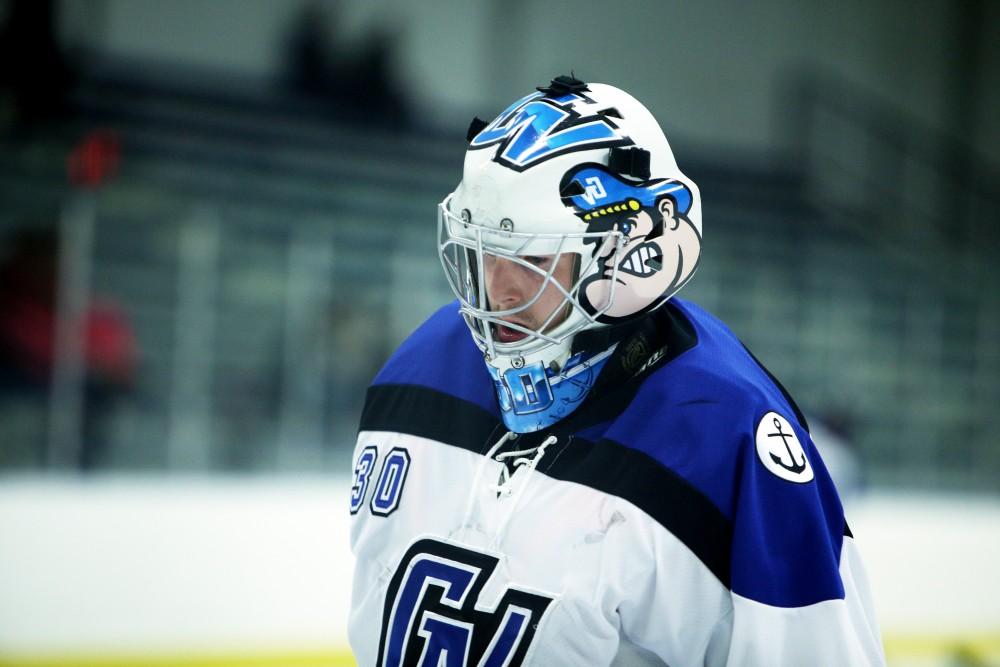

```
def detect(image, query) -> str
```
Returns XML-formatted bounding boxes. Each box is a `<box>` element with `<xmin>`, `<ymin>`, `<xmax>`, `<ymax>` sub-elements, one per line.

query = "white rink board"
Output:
<box><xmin>0</xmin><ymin>475</ymin><xmax>998</xmax><ymax>656</ymax></box>
<box><xmin>0</xmin><ymin>475</ymin><xmax>354</xmax><ymax>655</ymax></box>
<box><xmin>848</xmin><ymin>492</ymin><xmax>1000</xmax><ymax>634</ymax></box>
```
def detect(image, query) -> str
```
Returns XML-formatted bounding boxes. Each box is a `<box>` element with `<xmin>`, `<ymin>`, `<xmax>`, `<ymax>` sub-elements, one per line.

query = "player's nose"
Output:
<box><xmin>487</xmin><ymin>257</ymin><xmax>527</xmax><ymax>308</ymax></box>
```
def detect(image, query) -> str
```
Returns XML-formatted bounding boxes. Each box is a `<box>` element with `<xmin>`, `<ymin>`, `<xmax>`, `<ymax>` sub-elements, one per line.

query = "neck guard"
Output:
<box><xmin>488</xmin><ymin>343</ymin><xmax>618</xmax><ymax>434</ymax></box>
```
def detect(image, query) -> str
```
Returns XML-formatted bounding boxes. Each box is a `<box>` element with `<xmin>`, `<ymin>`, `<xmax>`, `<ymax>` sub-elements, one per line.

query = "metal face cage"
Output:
<box><xmin>437</xmin><ymin>193</ymin><xmax>627</xmax><ymax>361</ymax></box>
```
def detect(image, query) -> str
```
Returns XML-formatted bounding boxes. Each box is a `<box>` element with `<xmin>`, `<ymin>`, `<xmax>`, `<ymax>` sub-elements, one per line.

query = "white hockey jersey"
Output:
<box><xmin>349</xmin><ymin>299</ymin><xmax>885</xmax><ymax>666</ymax></box>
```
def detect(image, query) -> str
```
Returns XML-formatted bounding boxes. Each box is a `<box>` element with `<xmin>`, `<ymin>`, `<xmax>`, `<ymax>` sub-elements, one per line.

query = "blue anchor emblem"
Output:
<box><xmin>767</xmin><ymin>417</ymin><xmax>807</xmax><ymax>474</ymax></box>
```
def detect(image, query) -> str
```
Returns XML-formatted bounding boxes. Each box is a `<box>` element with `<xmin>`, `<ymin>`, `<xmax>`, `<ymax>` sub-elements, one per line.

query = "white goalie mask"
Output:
<box><xmin>438</xmin><ymin>78</ymin><xmax>702</xmax><ymax>425</ymax></box>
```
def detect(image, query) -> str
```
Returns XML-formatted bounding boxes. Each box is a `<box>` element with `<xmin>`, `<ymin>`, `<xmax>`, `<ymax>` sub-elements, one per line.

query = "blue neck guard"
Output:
<box><xmin>487</xmin><ymin>345</ymin><xmax>617</xmax><ymax>434</ymax></box>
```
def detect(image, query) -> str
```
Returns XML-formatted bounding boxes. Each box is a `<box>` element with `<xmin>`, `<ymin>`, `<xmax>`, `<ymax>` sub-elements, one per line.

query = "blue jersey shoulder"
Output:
<box><xmin>606</xmin><ymin>298</ymin><xmax>798</xmax><ymax>501</ymax></box>
<box><xmin>607</xmin><ymin>299</ymin><xmax>847</xmax><ymax>607</ymax></box>
<box><xmin>372</xmin><ymin>301</ymin><xmax>499</xmax><ymax>417</ymax></box>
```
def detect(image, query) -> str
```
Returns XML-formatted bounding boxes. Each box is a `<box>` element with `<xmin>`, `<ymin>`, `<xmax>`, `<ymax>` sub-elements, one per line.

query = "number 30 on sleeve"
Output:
<box><xmin>350</xmin><ymin>447</ymin><xmax>411</xmax><ymax>517</ymax></box>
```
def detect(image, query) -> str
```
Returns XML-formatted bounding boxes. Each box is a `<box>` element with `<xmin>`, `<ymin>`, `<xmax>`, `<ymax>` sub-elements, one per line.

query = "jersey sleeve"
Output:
<box><xmin>712</xmin><ymin>420</ymin><xmax>886</xmax><ymax>666</ymax></box>
<box><xmin>612</xmin><ymin>412</ymin><xmax>885</xmax><ymax>666</ymax></box>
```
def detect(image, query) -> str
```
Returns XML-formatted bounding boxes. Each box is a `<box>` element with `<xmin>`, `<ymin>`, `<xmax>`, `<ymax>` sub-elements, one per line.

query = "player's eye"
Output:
<box><xmin>523</xmin><ymin>256</ymin><xmax>552</xmax><ymax>268</ymax></box>
<box><xmin>618</xmin><ymin>221</ymin><xmax>633</xmax><ymax>235</ymax></box>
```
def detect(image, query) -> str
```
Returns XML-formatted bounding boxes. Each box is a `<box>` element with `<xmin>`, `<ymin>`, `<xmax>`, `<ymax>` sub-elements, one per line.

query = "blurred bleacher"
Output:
<box><xmin>1</xmin><ymin>69</ymin><xmax>997</xmax><ymax>491</ymax></box>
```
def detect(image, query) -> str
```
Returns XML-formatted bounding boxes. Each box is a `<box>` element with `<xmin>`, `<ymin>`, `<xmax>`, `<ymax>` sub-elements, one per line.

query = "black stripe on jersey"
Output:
<box><xmin>538</xmin><ymin>434</ymin><xmax>733</xmax><ymax>588</ymax></box>
<box><xmin>360</xmin><ymin>383</ymin><xmax>732</xmax><ymax>587</ymax></box>
<box><xmin>359</xmin><ymin>383</ymin><xmax>501</xmax><ymax>454</ymax></box>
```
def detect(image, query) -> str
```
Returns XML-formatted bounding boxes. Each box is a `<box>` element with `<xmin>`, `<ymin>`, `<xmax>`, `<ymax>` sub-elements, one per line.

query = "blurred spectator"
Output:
<box><xmin>0</xmin><ymin>222</ymin><xmax>138</xmax><ymax>469</ymax></box>
<box><xmin>0</xmin><ymin>0</ymin><xmax>77</xmax><ymax>135</ymax></box>
<box><xmin>284</xmin><ymin>1</ymin><xmax>410</xmax><ymax>127</ymax></box>
<box><xmin>285</xmin><ymin>2</ymin><xmax>333</xmax><ymax>98</ymax></box>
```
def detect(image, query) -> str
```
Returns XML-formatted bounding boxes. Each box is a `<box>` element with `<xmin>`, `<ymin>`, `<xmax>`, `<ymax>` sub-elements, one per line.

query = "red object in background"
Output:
<box><xmin>67</xmin><ymin>129</ymin><xmax>121</xmax><ymax>189</ymax></box>
<box><xmin>0</xmin><ymin>293</ymin><xmax>138</xmax><ymax>388</ymax></box>
<box><xmin>83</xmin><ymin>299</ymin><xmax>138</xmax><ymax>386</ymax></box>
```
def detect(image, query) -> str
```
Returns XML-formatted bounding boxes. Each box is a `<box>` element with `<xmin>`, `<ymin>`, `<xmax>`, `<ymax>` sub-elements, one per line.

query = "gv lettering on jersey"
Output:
<box><xmin>378</xmin><ymin>539</ymin><xmax>554</xmax><ymax>667</ymax></box>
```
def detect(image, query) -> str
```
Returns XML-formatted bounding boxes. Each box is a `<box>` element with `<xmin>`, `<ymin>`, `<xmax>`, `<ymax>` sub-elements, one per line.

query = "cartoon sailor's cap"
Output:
<box><xmin>561</xmin><ymin>166</ymin><xmax>692</xmax><ymax>221</ymax></box>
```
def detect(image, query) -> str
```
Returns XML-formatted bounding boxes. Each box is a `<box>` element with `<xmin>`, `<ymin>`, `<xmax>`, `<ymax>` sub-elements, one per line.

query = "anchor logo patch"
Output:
<box><xmin>754</xmin><ymin>411</ymin><xmax>814</xmax><ymax>483</ymax></box>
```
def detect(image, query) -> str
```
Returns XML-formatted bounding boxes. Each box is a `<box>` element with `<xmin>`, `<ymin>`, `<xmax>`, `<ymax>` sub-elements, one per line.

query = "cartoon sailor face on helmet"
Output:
<box><xmin>559</xmin><ymin>164</ymin><xmax>701</xmax><ymax>322</ymax></box>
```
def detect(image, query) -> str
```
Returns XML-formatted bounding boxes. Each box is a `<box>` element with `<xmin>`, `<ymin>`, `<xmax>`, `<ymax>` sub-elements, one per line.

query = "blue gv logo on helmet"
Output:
<box><xmin>469</xmin><ymin>91</ymin><xmax>631</xmax><ymax>171</ymax></box>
